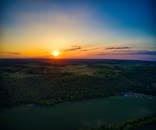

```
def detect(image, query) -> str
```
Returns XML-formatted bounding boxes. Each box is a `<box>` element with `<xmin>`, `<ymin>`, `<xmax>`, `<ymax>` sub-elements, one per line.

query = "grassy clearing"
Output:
<box><xmin>60</xmin><ymin>65</ymin><xmax>96</xmax><ymax>76</ymax></box>
<box><xmin>6</xmin><ymin>72</ymin><xmax>40</xmax><ymax>79</ymax></box>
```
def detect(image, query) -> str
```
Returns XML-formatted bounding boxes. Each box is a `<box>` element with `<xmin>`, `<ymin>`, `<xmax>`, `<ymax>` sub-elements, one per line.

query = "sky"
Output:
<box><xmin>0</xmin><ymin>0</ymin><xmax>156</xmax><ymax>60</ymax></box>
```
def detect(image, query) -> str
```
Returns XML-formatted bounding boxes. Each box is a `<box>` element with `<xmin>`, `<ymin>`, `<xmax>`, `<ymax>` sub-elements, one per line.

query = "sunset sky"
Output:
<box><xmin>0</xmin><ymin>0</ymin><xmax>156</xmax><ymax>60</ymax></box>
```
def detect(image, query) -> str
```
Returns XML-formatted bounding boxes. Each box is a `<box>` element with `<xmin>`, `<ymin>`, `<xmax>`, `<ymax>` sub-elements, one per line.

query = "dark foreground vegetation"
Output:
<box><xmin>79</xmin><ymin>113</ymin><xmax>156</xmax><ymax>130</ymax></box>
<box><xmin>0</xmin><ymin>59</ymin><xmax>156</xmax><ymax>130</ymax></box>
<box><xmin>0</xmin><ymin>59</ymin><xmax>156</xmax><ymax>107</ymax></box>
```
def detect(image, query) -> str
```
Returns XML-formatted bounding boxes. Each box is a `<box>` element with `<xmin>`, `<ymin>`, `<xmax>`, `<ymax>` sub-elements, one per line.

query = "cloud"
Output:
<box><xmin>96</xmin><ymin>53</ymin><xmax>107</xmax><ymax>55</ymax></box>
<box><xmin>129</xmin><ymin>50</ymin><xmax>156</xmax><ymax>55</ymax></box>
<box><xmin>96</xmin><ymin>50</ymin><xmax>156</xmax><ymax>56</ymax></box>
<box><xmin>64</xmin><ymin>45</ymin><xmax>100</xmax><ymax>52</ymax></box>
<box><xmin>106</xmin><ymin>46</ymin><xmax>131</xmax><ymax>50</ymax></box>
<box><xmin>64</xmin><ymin>45</ymin><xmax>81</xmax><ymax>51</ymax></box>
<box><xmin>80</xmin><ymin>49</ymin><xmax>88</xmax><ymax>51</ymax></box>
<box><xmin>80</xmin><ymin>47</ymin><xmax>99</xmax><ymax>51</ymax></box>
<box><xmin>0</xmin><ymin>52</ymin><xmax>21</xmax><ymax>55</ymax></box>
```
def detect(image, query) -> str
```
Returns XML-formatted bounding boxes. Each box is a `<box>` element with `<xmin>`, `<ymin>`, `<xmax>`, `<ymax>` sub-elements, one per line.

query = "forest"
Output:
<box><xmin>0</xmin><ymin>59</ymin><xmax>156</xmax><ymax>107</ymax></box>
<box><xmin>0</xmin><ymin>59</ymin><xmax>156</xmax><ymax>130</ymax></box>
<box><xmin>79</xmin><ymin>113</ymin><xmax>156</xmax><ymax>130</ymax></box>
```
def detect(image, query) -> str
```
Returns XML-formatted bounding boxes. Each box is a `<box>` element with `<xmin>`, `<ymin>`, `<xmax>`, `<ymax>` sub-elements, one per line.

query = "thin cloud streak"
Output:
<box><xmin>96</xmin><ymin>50</ymin><xmax>156</xmax><ymax>56</ymax></box>
<box><xmin>64</xmin><ymin>45</ymin><xmax>99</xmax><ymax>52</ymax></box>
<box><xmin>128</xmin><ymin>50</ymin><xmax>156</xmax><ymax>55</ymax></box>
<box><xmin>80</xmin><ymin>47</ymin><xmax>100</xmax><ymax>51</ymax></box>
<box><xmin>64</xmin><ymin>45</ymin><xmax>81</xmax><ymax>51</ymax></box>
<box><xmin>106</xmin><ymin>47</ymin><xmax>131</xmax><ymax>50</ymax></box>
<box><xmin>0</xmin><ymin>52</ymin><xmax>21</xmax><ymax>55</ymax></box>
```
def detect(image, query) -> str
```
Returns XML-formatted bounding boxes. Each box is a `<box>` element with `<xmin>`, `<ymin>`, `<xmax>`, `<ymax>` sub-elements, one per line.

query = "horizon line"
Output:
<box><xmin>0</xmin><ymin>57</ymin><xmax>155</xmax><ymax>62</ymax></box>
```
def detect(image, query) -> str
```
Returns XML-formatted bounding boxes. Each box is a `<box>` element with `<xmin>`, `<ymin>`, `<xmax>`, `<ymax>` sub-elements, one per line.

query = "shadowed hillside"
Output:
<box><xmin>0</xmin><ymin>59</ymin><xmax>156</xmax><ymax>107</ymax></box>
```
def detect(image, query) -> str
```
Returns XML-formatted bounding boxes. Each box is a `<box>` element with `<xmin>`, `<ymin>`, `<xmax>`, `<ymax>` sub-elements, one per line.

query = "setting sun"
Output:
<box><xmin>51</xmin><ymin>50</ymin><xmax>60</xmax><ymax>57</ymax></box>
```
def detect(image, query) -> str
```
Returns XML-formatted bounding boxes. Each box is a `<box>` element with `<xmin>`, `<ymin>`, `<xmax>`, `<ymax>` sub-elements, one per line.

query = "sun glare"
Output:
<box><xmin>51</xmin><ymin>49</ymin><xmax>60</xmax><ymax>57</ymax></box>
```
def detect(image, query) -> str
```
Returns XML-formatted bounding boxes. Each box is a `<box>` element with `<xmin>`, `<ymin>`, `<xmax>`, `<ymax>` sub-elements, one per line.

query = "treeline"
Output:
<box><xmin>79</xmin><ymin>113</ymin><xmax>156</xmax><ymax>130</ymax></box>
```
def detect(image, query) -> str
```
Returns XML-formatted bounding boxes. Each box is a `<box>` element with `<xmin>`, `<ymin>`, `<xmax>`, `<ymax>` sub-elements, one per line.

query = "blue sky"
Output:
<box><xmin>0</xmin><ymin>0</ymin><xmax>156</xmax><ymax>60</ymax></box>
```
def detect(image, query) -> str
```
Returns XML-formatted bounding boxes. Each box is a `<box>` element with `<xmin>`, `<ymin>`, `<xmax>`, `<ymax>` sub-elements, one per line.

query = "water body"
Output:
<box><xmin>0</xmin><ymin>95</ymin><xmax>156</xmax><ymax>130</ymax></box>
